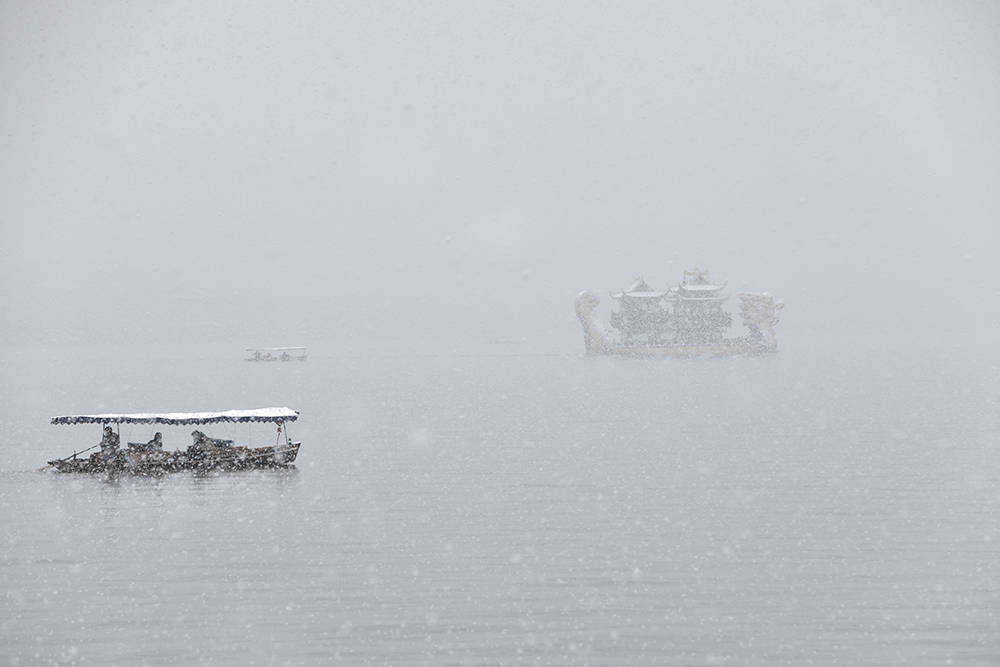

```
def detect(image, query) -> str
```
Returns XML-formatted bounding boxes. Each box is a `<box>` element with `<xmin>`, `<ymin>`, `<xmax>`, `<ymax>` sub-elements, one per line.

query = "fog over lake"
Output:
<box><xmin>1</xmin><ymin>1</ymin><xmax>998</xmax><ymax>665</ymax></box>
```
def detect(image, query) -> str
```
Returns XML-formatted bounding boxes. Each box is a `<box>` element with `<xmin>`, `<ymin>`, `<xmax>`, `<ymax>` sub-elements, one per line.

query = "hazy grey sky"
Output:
<box><xmin>2</xmin><ymin>1</ymin><xmax>998</xmax><ymax>347</ymax></box>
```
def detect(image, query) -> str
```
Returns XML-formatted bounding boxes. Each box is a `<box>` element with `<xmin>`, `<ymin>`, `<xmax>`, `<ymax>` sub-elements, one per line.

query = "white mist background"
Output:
<box><xmin>1</xmin><ymin>1</ymin><xmax>998</xmax><ymax>349</ymax></box>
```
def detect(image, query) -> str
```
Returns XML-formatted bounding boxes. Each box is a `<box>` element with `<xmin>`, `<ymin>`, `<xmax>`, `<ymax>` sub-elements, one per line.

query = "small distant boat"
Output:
<box><xmin>576</xmin><ymin>268</ymin><xmax>783</xmax><ymax>357</ymax></box>
<box><xmin>46</xmin><ymin>408</ymin><xmax>302</xmax><ymax>474</ymax></box>
<box><xmin>246</xmin><ymin>347</ymin><xmax>307</xmax><ymax>362</ymax></box>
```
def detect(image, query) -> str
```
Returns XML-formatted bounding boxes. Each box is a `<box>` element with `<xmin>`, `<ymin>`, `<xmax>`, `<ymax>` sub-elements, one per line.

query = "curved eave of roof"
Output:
<box><xmin>611</xmin><ymin>291</ymin><xmax>668</xmax><ymax>299</ymax></box>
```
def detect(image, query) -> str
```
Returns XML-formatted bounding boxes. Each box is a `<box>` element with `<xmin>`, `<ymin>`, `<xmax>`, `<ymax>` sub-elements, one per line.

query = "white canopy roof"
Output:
<box><xmin>52</xmin><ymin>407</ymin><xmax>299</xmax><ymax>426</ymax></box>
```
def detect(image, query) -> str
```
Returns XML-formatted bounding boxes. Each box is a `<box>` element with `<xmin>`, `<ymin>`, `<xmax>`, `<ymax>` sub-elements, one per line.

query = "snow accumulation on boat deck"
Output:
<box><xmin>51</xmin><ymin>408</ymin><xmax>299</xmax><ymax>426</ymax></box>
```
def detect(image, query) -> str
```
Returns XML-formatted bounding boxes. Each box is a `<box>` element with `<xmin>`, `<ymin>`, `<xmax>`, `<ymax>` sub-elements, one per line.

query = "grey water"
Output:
<box><xmin>1</xmin><ymin>337</ymin><xmax>998</xmax><ymax>665</ymax></box>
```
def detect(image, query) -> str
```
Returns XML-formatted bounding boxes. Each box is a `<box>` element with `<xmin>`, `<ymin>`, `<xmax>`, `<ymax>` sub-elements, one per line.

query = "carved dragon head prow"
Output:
<box><xmin>575</xmin><ymin>290</ymin><xmax>612</xmax><ymax>355</ymax></box>
<box><xmin>737</xmin><ymin>292</ymin><xmax>784</xmax><ymax>352</ymax></box>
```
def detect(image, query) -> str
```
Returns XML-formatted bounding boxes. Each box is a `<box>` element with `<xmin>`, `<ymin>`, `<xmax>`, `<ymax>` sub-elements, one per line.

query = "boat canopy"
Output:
<box><xmin>51</xmin><ymin>407</ymin><xmax>299</xmax><ymax>426</ymax></box>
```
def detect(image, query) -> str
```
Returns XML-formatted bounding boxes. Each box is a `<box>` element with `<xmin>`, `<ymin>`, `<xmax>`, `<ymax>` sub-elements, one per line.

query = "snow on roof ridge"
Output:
<box><xmin>51</xmin><ymin>407</ymin><xmax>299</xmax><ymax>425</ymax></box>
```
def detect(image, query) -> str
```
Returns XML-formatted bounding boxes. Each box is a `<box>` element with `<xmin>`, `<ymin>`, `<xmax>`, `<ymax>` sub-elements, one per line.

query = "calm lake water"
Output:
<box><xmin>1</xmin><ymin>336</ymin><xmax>998</xmax><ymax>665</ymax></box>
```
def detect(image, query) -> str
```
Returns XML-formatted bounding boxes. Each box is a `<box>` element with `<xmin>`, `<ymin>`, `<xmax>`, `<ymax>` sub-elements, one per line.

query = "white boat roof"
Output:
<box><xmin>51</xmin><ymin>407</ymin><xmax>299</xmax><ymax>426</ymax></box>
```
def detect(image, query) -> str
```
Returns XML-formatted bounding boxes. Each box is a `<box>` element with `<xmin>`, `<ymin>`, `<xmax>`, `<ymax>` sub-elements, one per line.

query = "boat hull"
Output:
<box><xmin>47</xmin><ymin>442</ymin><xmax>301</xmax><ymax>475</ymax></box>
<box><xmin>596</xmin><ymin>341</ymin><xmax>776</xmax><ymax>358</ymax></box>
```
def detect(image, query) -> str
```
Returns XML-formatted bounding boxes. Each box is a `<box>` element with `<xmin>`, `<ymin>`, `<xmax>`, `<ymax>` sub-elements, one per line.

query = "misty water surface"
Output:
<box><xmin>1</xmin><ymin>338</ymin><xmax>997</xmax><ymax>665</ymax></box>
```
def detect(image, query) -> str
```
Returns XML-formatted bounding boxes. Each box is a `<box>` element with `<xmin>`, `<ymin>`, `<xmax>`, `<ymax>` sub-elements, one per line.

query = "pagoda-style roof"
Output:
<box><xmin>611</xmin><ymin>277</ymin><xmax>668</xmax><ymax>300</ymax></box>
<box><xmin>676</xmin><ymin>268</ymin><xmax>727</xmax><ymax>299</ymax></box>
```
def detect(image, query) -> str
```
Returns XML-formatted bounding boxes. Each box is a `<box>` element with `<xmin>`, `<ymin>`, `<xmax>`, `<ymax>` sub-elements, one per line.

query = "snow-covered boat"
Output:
<box><xmin>575</xmin><ymin>269</ymin><xmax>783</xmax><ymax>357</ymax></box>
<box><xmin>246</xmin><ymin>347</ymin><xmax>307</xmax><ymax>362</ymax></box>
<box><xmin>46</xmin><ymin>408</ymin><xmax>302</xmax><ymax>474</ymax></box>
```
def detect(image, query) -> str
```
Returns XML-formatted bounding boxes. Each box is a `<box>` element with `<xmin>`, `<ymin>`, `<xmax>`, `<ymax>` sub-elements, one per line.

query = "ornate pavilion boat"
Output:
<box><xmin>575</xmin><ymin>269</ymin><xmax>783</xmax><ymax>357</ymax></box>
<box><xmin>46</xmin><ymin>408</ymin><xmax>302</xmax><ymax>474</ymax></box>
